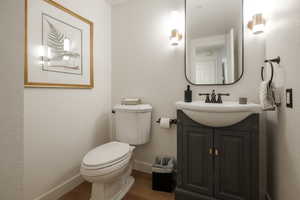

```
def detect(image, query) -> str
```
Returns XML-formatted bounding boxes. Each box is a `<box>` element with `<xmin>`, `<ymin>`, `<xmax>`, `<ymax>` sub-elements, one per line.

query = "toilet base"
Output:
<box><xmin>90</xmin><ymin>176</ymin><xmax>135</xmax><ymax>200</ymax></box>
<box><xmin>89</xmin><ymin>173</ymin><xmax>135</xmax><ymax>200</ymax></box>
<box><xmin>111</xmin><ymin>176</ymin><xmax>134</xmax><ymax>200</ymax></box>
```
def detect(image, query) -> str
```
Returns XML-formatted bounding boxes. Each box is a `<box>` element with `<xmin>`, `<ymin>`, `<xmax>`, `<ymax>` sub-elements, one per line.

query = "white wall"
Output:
<box><xmin>0</xmin><ymin>0</ymin><xmax>24</xmax><ymax>199</ymax></box>
<box><xmin>111</xmin><ymin>0</ymin><xmax>265</xmax><ymax>170</ymax></box>
<box><xmin>264</xmin><ymin>0</ymin><xmax>300</xmax><ymax>199</ymax></box>
<box><xmin>24</xmin><ymin>0</ymin><xmax>111</xmax><ymax>199</ymax></box>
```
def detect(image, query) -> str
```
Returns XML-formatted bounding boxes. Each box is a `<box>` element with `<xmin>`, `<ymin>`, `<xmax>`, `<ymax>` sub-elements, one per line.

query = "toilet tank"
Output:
<box><xmin>113</xmin><ymin>104</ymin><xmax>152</xmax><ymax>145</ymax></box>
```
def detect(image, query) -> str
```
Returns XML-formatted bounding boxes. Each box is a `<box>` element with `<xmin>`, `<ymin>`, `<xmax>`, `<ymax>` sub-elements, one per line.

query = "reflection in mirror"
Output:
<box><xmin>185</xmin><ymin>0</ymin><xmax>244</xmax><ymax>85</ymax></box>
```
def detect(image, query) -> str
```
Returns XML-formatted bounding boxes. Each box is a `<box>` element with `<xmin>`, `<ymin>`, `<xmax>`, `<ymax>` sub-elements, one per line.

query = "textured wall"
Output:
<box><xmin>111</xmin><ymin>0</ymin><xmax>265</xmax><ymax>168</ymax></box>
<box><xmin>265</xmin><ymin>0</ymin><xmax>300</xmax><ymax>199</ymax></box>
<box><xmin>0</xmin><ymin>0</ymin><xmax>24</xmax><ymax>199</ymax></box>
<box><xmin>24</xmin><ymin>0</ymin><xmax>111</xmax><ymax>199</ymax></box>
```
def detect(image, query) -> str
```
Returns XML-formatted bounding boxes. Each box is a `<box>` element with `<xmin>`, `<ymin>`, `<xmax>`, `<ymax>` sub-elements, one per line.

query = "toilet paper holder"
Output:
<box><xmin>156</xmin><ymin>118</ymin><xmax>177</xmax><ymax>125</ymax></box>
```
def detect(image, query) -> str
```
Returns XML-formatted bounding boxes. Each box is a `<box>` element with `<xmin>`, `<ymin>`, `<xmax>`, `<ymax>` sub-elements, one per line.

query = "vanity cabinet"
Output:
<box><xmin>176</xmin><ymin>110</ymin><xmax>259</xmax><ymax>200</ymax></box>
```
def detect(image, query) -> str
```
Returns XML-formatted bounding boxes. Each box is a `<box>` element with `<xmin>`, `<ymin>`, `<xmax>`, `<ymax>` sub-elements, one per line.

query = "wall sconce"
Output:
<box><xmin>169</xmin><ymin>11</ymin><xmax>183</xmax><ymax>46</ymax></box>
<box><xmin>170</xmin><ymin>29</ymin><xmax>183</xmax><ymax>46</ymax></box>
<box><xmin>247</xmin><ymin>13</ymin><xmax>266</xmax><ymax>35</ymax></box>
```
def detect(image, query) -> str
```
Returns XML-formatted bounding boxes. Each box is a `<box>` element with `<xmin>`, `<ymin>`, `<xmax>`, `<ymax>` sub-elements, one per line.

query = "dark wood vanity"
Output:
<box><xmin>176</xmin><ymin>110</ymin><xmax>261</xmax><ymax>200</ymax></box>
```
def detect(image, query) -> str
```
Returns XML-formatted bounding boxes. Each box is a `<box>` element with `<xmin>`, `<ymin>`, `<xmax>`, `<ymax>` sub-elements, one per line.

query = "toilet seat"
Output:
<box><xmin>81</xmin><ymin>142</ymin><xmax>132</xmax><ymax>177</ymax></box>
<box><xmin>82</xmin><ymin>142</ymin><xmax>130</xmax><ymax>168</ymax></box>
<box><xmin>81</xmin><ymin>153</ymin><xmax>131</xmax><ymax>177</ymax></box>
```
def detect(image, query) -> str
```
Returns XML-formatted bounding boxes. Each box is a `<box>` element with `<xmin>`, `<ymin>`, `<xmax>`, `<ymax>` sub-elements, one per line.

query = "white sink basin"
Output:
<box><xmin>176</xmin><ymin>101</ymin><xmax>262</xmax><ymax>127</ymax></box>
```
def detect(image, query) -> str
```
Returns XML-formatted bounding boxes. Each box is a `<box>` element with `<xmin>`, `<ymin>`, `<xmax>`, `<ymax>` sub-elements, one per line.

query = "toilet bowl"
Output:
<box><xmin>81</xmin><ymin>142</ymin><xmax>135</xmax><ymax>200</ymax></box>
<box><xmin>80</xmin><ymin>104</ymin><xmax>152</xmax><ymax>200</ymax></box>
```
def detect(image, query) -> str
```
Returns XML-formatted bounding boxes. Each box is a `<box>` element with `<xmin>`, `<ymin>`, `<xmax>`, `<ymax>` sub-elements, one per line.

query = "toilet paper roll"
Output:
<box><xmin>160</xmin><ymin>118</ymin><xmax>171</xmax><ymax>129</ymax></box>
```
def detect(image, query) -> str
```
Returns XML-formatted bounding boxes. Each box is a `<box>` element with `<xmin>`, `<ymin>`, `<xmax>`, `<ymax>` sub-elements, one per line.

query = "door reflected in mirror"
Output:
<box><xmin>185</xmin><ymin>0</ymin><xmax>244</xmax><ymax>85</ymax></box>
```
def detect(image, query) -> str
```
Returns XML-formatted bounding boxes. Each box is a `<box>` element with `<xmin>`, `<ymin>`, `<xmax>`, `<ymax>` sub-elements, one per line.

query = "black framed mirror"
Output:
<box><xmin>185</xmin><ymin>0</ymin><xmax>244</xmax><ymax>85</ymax></box>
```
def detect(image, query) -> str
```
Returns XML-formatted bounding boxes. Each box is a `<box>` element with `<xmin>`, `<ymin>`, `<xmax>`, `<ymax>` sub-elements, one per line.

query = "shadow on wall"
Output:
<box><xmin>94</xmin><ymin>113</ymin><xmax>111</xmax><ymax>146</ymax></box>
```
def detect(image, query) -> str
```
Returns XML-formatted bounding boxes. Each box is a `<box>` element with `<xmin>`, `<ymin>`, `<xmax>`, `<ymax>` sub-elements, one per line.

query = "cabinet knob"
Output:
<box><xmin>215</xmin><ymin>149</ymin><xmax>219</xmax><ymax>156</ymax></box>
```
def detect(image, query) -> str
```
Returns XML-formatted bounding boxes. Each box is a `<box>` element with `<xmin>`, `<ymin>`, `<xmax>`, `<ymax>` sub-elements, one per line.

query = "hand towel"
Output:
<box><xmin>259</xmin><ymin>81</ymin><xmax>275</xmax><ymax>110</ymax></box>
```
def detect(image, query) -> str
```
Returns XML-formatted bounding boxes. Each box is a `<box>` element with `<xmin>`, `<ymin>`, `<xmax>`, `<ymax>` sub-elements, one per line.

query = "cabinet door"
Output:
<box><xmin>182</xmin><ymin>126</ymin><xmax>214</xmax><ymax>196</ymax></box>
<box><xmin>214</xmin><ymin>130</ymin><xmax>251</xmax><ymax>200</ymax></box>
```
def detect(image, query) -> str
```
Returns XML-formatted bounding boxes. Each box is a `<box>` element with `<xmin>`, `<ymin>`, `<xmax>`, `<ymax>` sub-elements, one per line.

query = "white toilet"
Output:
<box><xmin>80</xmin><ymin>104</ymin><xmax>152</xmax><ymax>200</ymax></box>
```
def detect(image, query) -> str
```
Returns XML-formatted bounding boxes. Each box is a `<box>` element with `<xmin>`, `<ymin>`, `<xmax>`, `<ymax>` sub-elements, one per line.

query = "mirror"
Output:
<box><xmin>185</xmin><ymin>0</ymin><xmax>244</xmax><ymax>85</ymax></box>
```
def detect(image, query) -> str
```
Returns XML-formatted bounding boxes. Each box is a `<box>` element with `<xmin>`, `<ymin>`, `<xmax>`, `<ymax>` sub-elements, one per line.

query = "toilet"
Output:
<box><xmin>80</xmin><ymin>104</ymin><xmax>152</xmax><ymax>200</ymax></box>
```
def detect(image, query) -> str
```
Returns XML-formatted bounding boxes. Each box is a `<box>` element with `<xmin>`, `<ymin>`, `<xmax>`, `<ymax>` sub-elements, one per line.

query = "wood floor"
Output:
<box><xmin>59</xmin><ymin>171</ymin><xmax>175</xmax><ymax>200</ymax></box>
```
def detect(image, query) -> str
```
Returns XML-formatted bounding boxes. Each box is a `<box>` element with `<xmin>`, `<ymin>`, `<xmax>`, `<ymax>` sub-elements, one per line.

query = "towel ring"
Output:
<box><xmin>261</xmin><ymin>56</ymin><xmax>280</xmax><ymax>87</ymax></box>
<box><xmin>261</xmin><ymin>63</ymin><xmax>274</xmax><ymax>84</ymax></box>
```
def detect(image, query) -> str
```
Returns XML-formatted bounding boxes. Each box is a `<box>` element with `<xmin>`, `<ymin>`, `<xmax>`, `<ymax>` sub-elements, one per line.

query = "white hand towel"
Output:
<box><xmin>259</xmin><ymin>81</ymin><xmax>275</xmax><ymax>110</ymax></box>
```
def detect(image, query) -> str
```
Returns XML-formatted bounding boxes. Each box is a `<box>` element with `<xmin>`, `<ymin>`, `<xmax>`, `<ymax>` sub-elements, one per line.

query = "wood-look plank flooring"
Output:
<box><xmin>59</xmin><ymin>171</ymin><xmax>175</xmax><ymax>200</ymax></box>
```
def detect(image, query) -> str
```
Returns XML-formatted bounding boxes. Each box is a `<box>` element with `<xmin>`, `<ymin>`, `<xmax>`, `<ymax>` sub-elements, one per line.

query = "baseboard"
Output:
<box><xmin>133</xmin><ymin>160</ymin><xmax>152</xmax><ymax>174</ymax></box>
<box><xmin>33</xmin><ymin>174</ymin><xmax>84</xmax><ymax>200</ymax></box>
<box><xmin>265</xmin><ymin>193</ymin><xmax>272</xmax><ymax>200</ymax></box>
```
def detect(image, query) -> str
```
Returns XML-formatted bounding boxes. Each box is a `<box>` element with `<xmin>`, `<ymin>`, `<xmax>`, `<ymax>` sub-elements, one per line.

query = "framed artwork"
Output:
<box><xmin>25</xmin><ymin>0</ymin><xmax>94</xmax><ymax>88</ymax></box>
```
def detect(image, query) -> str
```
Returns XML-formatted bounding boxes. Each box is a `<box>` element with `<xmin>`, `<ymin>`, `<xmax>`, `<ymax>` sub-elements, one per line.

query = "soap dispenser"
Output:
<box><xmin>184</xmin><ymin>85</ymin><xmax>192</xmax><ymax>102</ymax></box>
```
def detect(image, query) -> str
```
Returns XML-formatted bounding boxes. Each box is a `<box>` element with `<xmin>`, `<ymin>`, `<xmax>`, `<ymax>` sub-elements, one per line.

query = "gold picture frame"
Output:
<box><xmin>25</xmin><ymin>0</ymin><xmax>94</xmax><ymax>88</ymax></box>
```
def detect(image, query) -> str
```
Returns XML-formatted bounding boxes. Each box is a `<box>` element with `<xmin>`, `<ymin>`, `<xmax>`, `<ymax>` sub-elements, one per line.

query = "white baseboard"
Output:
<box><xmin>133</xmin><ymin>160</ymin><xmax>152</xmax><ymax>174</ymax></box>
<box><xmin>32</xmin><ymin>161</ymin><xmax>151</xmax><ymax>200</ymax></box>
<box><xmin>33</xmin><ymin>174</ymin><xmax>84</xmax><ymax>200</ymax></box>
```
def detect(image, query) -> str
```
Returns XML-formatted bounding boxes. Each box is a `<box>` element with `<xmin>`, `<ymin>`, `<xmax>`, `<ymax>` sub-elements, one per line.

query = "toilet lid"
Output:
<box><xmin>83</xmin><ymin>142</ymin><xmax>130</xmax><ymax>167</ymax></box>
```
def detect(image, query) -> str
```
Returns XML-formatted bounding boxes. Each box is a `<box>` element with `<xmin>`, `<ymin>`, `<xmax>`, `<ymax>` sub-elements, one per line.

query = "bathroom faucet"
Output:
<box><xmin>210</xmin><ymin>90</ymin><xmax>217</xmax><ymax>103</ymax></box>
<box><xmin>199</xmin><ymin>90</ymin><xmax>230</xmax><ymax>104</ymax></box>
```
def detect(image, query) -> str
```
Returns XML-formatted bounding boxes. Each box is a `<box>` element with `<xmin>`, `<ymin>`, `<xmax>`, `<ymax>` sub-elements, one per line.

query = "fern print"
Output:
<box><xmin>46</xmin><ymin>20</ymin><xmax>65</xmax><ymax>52</ymax></box>
<box><xmin>42</xmin><ymin>14</ymin><xmax>82</xmax><ymax>75</ymax></box>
